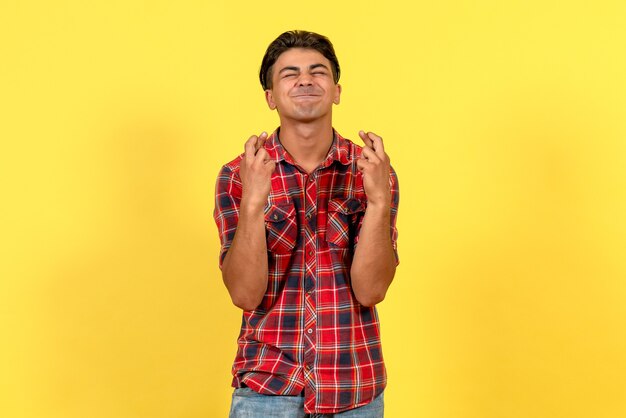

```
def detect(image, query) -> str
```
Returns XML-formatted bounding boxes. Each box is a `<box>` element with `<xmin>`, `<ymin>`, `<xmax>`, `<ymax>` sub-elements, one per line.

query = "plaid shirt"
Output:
<box><xmin>213</xmin><ymin>128</ymin><xmax>399</xmax><ymax>414</ymax></box>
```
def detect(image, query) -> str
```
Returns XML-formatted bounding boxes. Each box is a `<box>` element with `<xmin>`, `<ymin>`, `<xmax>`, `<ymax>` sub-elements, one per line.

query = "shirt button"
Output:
<box><xmin>308</xmin><ymin>250</ymin><xmax>314</xmax><ymax>256</ymax></box>
<box><xmin>307</xmin><ymin>329</ymin><xmax>313</xmax><ymax>334</ymax></box>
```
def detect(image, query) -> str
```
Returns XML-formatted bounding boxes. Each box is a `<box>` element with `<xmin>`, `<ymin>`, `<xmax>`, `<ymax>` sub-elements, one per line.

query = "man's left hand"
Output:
<box><xmin>357</xmin><ymin>130</ymin><xmax>392</xmax><ymax>208</ymax></box>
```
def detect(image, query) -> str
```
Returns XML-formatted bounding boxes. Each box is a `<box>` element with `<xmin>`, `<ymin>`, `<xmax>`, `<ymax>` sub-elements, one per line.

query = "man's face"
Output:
<box><xmin>265</xmin><ymin>48</ymin><xmax>341</xmax><ymax>123</ymax></box>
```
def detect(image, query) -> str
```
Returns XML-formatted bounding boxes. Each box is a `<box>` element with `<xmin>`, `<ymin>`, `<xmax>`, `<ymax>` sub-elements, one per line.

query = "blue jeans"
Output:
<box><xmin>228</xmin><ymin>387</ymin><xmax>384</xmax><ymax>418</ymax></box>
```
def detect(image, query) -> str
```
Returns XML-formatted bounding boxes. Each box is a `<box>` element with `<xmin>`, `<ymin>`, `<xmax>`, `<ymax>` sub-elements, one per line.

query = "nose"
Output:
<box><xmin>297</xmin><ymin>73</ymin><xmax>313</xmax><ymax>86</ymax></box>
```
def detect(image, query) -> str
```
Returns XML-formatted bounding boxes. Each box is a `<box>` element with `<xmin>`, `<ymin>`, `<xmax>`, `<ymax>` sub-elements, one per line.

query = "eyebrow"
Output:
<box><xmin>278</xmin><ymin>63</ymin><xmax>330</xmax><ymax>74</ymax></box>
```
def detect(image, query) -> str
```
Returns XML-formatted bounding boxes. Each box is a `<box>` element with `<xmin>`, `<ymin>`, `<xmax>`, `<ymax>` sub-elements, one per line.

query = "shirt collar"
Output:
<box><xmin>264</xmin><ymin>127</ymin><xmax>353</xmax><ymax>167</ymax></box>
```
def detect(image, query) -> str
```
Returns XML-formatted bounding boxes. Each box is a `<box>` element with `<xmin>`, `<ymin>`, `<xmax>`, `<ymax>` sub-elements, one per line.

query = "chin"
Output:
<box><xmin>278</xmin><ymin>105</ymin><xmax>331</xmax><ymax>123</ymax></box>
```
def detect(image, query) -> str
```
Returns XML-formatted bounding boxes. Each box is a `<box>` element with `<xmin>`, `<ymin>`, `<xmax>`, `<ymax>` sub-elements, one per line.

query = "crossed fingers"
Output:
<box><xmin>244</xmin><ymin>131</ymin><xmax>269</xmax><ymax>162</ymax></box>
<box><xmin>358</xmin><ymin>130</ymin><xmax>388</xmax><ymax>163</ymax></box>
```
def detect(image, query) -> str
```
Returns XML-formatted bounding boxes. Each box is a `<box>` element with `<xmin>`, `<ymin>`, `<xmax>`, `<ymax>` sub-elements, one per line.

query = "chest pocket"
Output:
<box><xmin>326</xmin><ymin>197</ymin><xmax>366</xmax><ymax>248</ymax></box>
<box><xmin>264</xmin><ymin>202</ymin><xmax>298</xmax><ymax>254</ymax></box>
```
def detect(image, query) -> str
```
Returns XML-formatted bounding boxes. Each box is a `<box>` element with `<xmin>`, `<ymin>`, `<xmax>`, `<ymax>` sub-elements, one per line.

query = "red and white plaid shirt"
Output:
<box><xmin>213</xmin><ymin>128</ymin><xmax>399</xmax><ymax>414</ymax></box>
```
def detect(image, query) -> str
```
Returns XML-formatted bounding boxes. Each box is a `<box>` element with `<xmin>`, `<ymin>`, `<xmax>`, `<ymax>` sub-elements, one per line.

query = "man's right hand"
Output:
<box><xmin>239</xmin><ymin>132</ymin><xmax>276</xmax><ymax>208</ymax></box>
<box><xmin>221</xmin><ymin>132</ymin><xmax>274</xmax><ymax>310</ymax></box>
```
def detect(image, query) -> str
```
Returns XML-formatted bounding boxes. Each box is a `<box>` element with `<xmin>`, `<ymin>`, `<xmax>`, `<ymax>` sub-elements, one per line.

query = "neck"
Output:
<box><xmin>277</xmin><ymin>117</ymin><xmax>334</xmax><ymax>174</ymax></box>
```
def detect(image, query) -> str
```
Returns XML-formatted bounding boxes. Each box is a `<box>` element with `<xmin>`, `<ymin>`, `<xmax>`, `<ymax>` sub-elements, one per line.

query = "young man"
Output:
<box><xmin>214</xmin><ymin>30</ymin><xmax>399</xmax><ymax>417</ymax></box>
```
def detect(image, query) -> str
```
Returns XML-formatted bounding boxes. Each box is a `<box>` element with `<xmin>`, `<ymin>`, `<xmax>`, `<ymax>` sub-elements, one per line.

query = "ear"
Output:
<box><xmin>265</xmin><ymin>89</ymin><xmax>277</xmax><ymax>110</ymax></box>
<box><xmin>333</xmin><ymin>83</ymin><xmax>342</xmax><ymax>105</ymax></box>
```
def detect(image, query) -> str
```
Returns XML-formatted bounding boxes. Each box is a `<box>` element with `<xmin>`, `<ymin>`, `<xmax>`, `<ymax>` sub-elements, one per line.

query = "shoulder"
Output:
<box><xmin>216</xmin><ymin>153</ymin><xmax>245</xmax><ymax>182</ymax></box>
<box><xmin>215</xmin><ymin>154</ymin><xmax>244</xmax><ymax>195</ymax></box>
<box><xmin>221</xmin><ymin>153</ymin><xmax>244</xmax><ymax>173</ymax></box>
<box><xmin>334</xmin><ymin>133</ymin><xmax>363</xmax><ymax>163</ymax></box>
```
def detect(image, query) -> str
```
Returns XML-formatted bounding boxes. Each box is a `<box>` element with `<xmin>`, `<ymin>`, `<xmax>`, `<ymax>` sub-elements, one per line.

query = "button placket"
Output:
<box><xmin>301</xmin><ymin>168</ymin><xmax>318</xmax><ymax>396</ymax></box>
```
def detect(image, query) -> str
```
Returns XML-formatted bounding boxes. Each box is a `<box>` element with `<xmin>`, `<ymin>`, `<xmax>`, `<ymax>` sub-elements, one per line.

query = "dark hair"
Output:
<box><xmin>259</xmin><ymin>30</ymin><xmax>340</xmax><ymax>90</ymax></box>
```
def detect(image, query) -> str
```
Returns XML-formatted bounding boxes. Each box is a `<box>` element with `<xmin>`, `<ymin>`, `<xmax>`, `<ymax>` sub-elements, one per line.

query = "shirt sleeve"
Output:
<box><xmin>213</xmin><ymin>163</ymin><xmax>243</xmax><ymax>269</ymax></box>
<box><xmin>389</xmin><ymin>166</ymin><xmax>400</xmax><ymax>265</ymax></box>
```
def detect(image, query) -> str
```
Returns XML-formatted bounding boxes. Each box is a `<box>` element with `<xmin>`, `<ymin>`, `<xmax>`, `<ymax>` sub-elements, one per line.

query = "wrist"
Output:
<box><xmin>365</xmin><ymin>192</ymin><xmax>392</xmax><ymax>210</ymax></box>
<box><xmin>240</xmin><ymin>195</ymin><xmax>267</xmax><ymax>216</ymax></box>
<box><xmin>365</xmin><ymin>199</ymin><xmax>391</xmax><ymax>215</ymax></box>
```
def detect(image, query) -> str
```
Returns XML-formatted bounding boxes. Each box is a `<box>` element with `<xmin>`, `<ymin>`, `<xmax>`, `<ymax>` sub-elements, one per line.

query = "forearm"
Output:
<box><xmin>350</xmin><ymin>203</ymin><xmax>397</xmax><ymax>307</ymax></box>
<box><xmin>222</xmin><ymin>197</ymin><xmax>268</xmax><ymax>310</ymax></box>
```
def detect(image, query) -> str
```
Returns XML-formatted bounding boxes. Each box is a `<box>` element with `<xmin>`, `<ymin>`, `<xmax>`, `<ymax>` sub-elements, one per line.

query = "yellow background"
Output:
<box><xmin>1</xmin><ymin>1</ymin><xmax>625</xmax><ymax>417</ymax></box>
